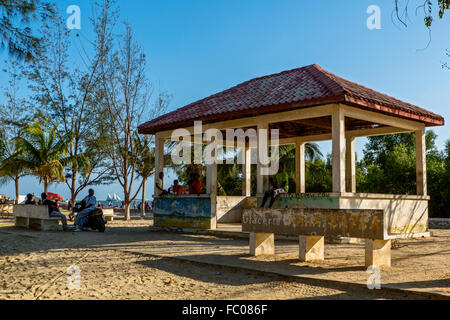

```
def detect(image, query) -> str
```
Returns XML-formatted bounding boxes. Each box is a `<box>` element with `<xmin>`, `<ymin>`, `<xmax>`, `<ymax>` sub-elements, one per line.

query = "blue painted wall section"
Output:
<box><xmin>154</xmin><ymin>196</ymin><xmax>212</xmax><ymax>229</ymax></box>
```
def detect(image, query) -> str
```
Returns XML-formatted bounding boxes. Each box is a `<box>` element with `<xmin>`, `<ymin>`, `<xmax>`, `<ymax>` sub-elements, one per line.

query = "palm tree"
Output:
<box><xmin>0</xmin><ymin>130</ymin><xmax>28</xmax><ymax>204</ymax></box>
<box><xmin>134</xmin><ymin>133</ymin><xmax>155</xmax><ymax>217</ymax></box>
<box><xmin>5</xmin><ymin>122</ymin><xmax>72</xmax><ymax>193</ymax></box>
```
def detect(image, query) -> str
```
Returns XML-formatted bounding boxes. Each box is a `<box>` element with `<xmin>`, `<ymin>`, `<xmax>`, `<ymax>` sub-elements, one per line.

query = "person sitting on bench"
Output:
<box><xmin>156</xmin><ymin>172</ymin><xmax>169</xmax><ymax>195</ymax></box>
<box><xmin>25</xmin><ymin>193</ymin><xmax>36</xmax><ymax>205</ymax></box>
<box><xmin>40</xmin><ymin>192</ymin><xmax>70</xmax><ymax>231</ymax></box>
<box><xmin>260</xmin><ymin>163</ymin><xmax>289</xmax><ymax>208</ymax></box>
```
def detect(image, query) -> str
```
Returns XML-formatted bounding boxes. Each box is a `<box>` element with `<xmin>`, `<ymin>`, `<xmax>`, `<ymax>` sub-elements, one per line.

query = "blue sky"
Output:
<box><xmin>1</xmin><ymin>0</ymin><xmax>449</xmax><ymax>200</ymax></box>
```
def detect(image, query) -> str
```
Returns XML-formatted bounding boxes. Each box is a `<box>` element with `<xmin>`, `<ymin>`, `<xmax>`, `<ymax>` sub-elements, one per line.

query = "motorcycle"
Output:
<box><xmin>84</xmin><ymin>207</ymin><xmax>106</xmax><ymax>233</ymax></box>
<box><xmin>69</xmin><ymin>201</ymin><xmax>106</xmax><ymax>233</ymax></box>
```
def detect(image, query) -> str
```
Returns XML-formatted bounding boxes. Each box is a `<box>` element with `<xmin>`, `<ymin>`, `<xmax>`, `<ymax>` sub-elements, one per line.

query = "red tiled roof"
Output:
<box><xmin>138</xmin><ymin>64</ymin><xmax>444</xmax><ymax>134</ymax></box>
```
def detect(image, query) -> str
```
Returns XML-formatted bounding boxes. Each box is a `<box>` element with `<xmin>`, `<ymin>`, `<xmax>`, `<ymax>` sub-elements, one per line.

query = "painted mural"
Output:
<box><xmin>154</xmin><ymin>196</ymin><xmax>212</xmax><ymax>229</ymax></box>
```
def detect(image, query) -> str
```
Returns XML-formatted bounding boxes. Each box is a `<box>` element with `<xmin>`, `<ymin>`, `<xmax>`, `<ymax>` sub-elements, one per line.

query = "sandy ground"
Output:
<box><xmin>0</xmin><ymin>215</ymin><xmax>448</xmax><ymax>300</ymax></box>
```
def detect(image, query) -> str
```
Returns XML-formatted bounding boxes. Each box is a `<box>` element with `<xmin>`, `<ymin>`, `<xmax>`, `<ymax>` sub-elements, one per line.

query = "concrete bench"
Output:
<box><xmin>102</xmin><ymin>208</ymin><xmax>115</xmax><ymax>222</ymax></box>
<box><xmin>242</xmin><ymin>208</ymin><xmax>423</xmax><ymax>268</ymax></box>
<box><xmin>13</xmin><ymin>205</ymin><xmax>62</xmax><ymax>231</ymax></box>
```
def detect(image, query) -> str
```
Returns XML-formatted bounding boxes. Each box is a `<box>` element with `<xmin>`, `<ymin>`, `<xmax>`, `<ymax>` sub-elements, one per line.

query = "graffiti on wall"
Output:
<box><xmin>243</xmin><ymin>208</ymin><xmax>385</xmax><ymax>239</ymax></box>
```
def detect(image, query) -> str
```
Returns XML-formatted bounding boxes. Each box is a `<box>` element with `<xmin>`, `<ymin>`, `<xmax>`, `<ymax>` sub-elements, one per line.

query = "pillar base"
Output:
<box><xmin>250</xmin><ymin>232</ymin><xmax>275</xmax><ymax>256</ymax></box>
<box><xmin>365</xmin><ymin>239</ymin><xmax>391</xmax><ymax>268</ymax></box>
<box><xmin>299</xmin><ymin>235</ymin><xmax>324</xmax><ymax>262</ymax></box>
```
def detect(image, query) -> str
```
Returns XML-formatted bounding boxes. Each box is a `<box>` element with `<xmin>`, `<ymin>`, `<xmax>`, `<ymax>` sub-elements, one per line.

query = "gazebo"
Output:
<box><xmin>138</xmin><ymin>64</ymin><xmax>444</xmax><ymax>241</ymax></box>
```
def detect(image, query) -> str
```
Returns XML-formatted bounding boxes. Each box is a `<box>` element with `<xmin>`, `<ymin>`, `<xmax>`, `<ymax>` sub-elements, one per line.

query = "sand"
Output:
<box><xmin>0</xmin><ymin>215</ymin><xmax>447</xmax><ymax>300</ymax></box>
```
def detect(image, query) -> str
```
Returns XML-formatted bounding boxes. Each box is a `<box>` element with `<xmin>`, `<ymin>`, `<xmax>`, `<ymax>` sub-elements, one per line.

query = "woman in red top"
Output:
<box><xmin>188</xmin><ymin>173</ymin><xmax>202</xmax><ymax>195</ymax></box>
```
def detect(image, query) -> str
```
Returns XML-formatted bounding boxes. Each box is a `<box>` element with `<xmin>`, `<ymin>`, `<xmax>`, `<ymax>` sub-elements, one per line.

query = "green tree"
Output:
<box><xmin>0</xmin><ymin>60</ymin><xmax>31</xmax><ymax>203</ymax></box>
<box><xmin>358</xmin><ymin>131</ymin><xmax>449</xmax><ymax>217</ymax></box>
<box><xmin>25</xmin><ymin>7</ymin><xmax>114</xmax><ymax>205</ymax></box>
<box><xmin>0</xmin><ymin>0</ymin><xmax>53</xmax><ymax>61</ymax></box>
<box><xmin>134</xmin><ymin>133</ymin><xmax>155</xmax><ymax>216</ymax></box>
<box><xmin>7</xmin><ymin>122</ymin><xmax>73</xmax><ymax>192</ymax></box>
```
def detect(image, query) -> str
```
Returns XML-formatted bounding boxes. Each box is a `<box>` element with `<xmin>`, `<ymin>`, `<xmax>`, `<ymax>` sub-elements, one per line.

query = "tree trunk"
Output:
<box><xmin>141</xmin><ymin>178</ymin><xmax>146</xmax><ymax>217</ymax></box>
<box><xmin>44</xmin><ymin>179</ymin><xmax>48</xmax><ymax>193</ymax></box>
<box><xmin>71</xmin><ymin>169</ymin><xmax>77</xmax><ymax>207</ymax></box>
<box><xmin>14</xmin><ymin>176</ymin><xmax>19</xmax><ymax>205</ymax></box>
<box><xmin>124</xmin><ymin>202</ymin><xmax>131</xmax><ymax>221</ymax></box>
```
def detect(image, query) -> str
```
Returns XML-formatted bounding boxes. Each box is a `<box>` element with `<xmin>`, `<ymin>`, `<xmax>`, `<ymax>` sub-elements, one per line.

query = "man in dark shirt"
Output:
<box><xmin>41</xmin><ymin>193</ymin><xmax>69</xmax><ymax>231</ymax></box>
<box><xmin>25</xmin><ymin>193</ymin><xmax>36</xmax><ymax>205</ymax></box>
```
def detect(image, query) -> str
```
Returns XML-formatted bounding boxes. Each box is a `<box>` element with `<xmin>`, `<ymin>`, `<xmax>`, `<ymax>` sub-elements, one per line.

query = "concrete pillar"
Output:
<box><xmin>250</xmin><ymin>232</ymin><xmax>275</xmax><ymax>256</ymax></box>
<box><xmin>299</xmin><ymin>236</ymin><xmax>324</xmax><ymax>262</ymax></box>
<box><xmin>257</xmin><ymin>122</ymin><xmax>269</xmax><ymax>195</ymax></box>
<box><xmin>295</xmin><ymin>140</ymin><xmax>305</xmax><ymax>194</ymax></box>
<box><xmin>332</xmin><ymin>106</ymin><xmax>346</xmax><ymax>193</ymax></box>
<box><xmin>415</xmin><ymin>129</ymin><xmax>427</xmax><ymax>196</ymax></box>
<box><xmin>207</xmin><ymin>150</ymin><xmax>218</xmax><ymax>230</ymax></box>
<box><xmin>154</xmin><ymin>133</ymin><xmax>164</xmax><ymax>196</ymax></box>
<box><xmin>365</xmin><ymin>239</ymin><xmax>391</xmax><ymax>268</ymax></box>
<box><xmin>242</xmin><ymin>144</ymin><xmax>251</xmax><ymax>196</ymax></box>
<box><xmin>345</xmin><ymin>137</ymin><xmax>356</xmax><ymax>193</ymax></box>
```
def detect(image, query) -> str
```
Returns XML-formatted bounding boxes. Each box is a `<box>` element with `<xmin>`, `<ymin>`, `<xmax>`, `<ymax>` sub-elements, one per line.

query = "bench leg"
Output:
<box><xmin>299</xmin><ymin>235</ymin><xmax>324</xmax><ymax>262</ymax></box>
<box><xmin>365</xmin><ymin>239</ymin><xmax>391</xmax><ymax>268</ymax></box>
<box><xmin>250</xmin><ymin>232</ymin><xmax>275</xmax><ymax>256</ymax></box>
<box><xmin>40</xmin><ymin>220</ymin><xmax>61</xmax><ymax>231</ymax></box>
<box><xmin>15</xmin><ymin>217</ymin><xmax>29</xmax><ymax>228</ymax></box>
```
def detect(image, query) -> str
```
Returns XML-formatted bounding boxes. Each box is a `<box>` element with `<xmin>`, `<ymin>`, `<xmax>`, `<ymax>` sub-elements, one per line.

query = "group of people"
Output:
<box><xmin>153</xmin><ymin>162</ymin><xmax>289</xmax><ymax>209</ymax></box>
<box><xmin>156</xmin><ymin>172</ymin><xmax>203</xmax><ymax>196</ymax></box>
<box><xmin>25</xmin><ymin>189</ymin><xmax>99</xmax><ymax>232</ymax></box>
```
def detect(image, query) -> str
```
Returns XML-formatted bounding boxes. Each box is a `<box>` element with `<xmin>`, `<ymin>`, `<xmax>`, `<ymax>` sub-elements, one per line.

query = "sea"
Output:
<box><xmin>97</xmin><ymin>199</ymin><xmax>152</xmax><ymax>209</ymax></box>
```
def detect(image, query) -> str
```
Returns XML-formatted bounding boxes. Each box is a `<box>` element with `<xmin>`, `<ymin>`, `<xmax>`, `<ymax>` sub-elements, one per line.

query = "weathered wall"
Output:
<box><xmin>153</xmin><ymin>196</ymin><xmax>212</xmax><ymax>229</ymax></box>
<box><xmin>216</xmin><ymin>196</ymin><xmax>246</xmax><ymax>223</ymax></box>
<box><xmin>338</xmin><ymin>196</ymin><xmax>429</xmax><ymax>236</ymax></box>
<box><xmin>256</xmin><ymin>193</ymin><xmax>429</xmax><ymax>238</ymax></box>
<box><xmin>243</xmin><ymin>208</ymin><xmax>385</xmax><ymax>239</ymax></box>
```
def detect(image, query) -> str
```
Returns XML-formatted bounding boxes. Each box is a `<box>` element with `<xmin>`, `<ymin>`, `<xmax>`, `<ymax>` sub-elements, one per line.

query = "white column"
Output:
<box><xmin>416</xmin><ymin>129</ymin><xmax>427</xmax><ymax>196</ymax></box>
<box><xmin>242</xmin><ymin>143</ymin><xmax>251</xmax><ymax>196</ymax></box>
<box><xmin>154</xmin><ymin>133</ymin><xmax>164</xmax><ymax>196</ymax></box>
<box><xmin>257</xmin><ymin>122</ymin><xmax>269</xmax><ymax>195</ymax></box>
<box><xmin>207</xmin><ymin>148</ymin><xmax>218</xmax><ymax>229</ymax></box>
<box><xmin>345</xmin><ymin>137</ymin><xmax>356</xmax><ymax>193</ymax></box>
<box><xmin>332</xmin><ymin>106</ymin><xmax>346</xmax><ymax>193</ymax></box>
<box><xmin>295</xmin><ymin>139</ymin><xmax>305</xmax><ymax>194</ymax></box>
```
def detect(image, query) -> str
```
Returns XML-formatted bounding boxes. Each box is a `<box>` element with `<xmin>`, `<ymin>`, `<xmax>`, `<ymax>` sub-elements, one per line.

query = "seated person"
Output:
<box><xmin>260</xmin><ymin>163</ymin><xmax>289</xmax><ymax>208</ymax></box>
<box><xmin>188</xmin><ymin>173</ymin><xmax>202</xmax><ymax>195</ymax></box>
<box><xmin>73</xmin><ymin>189</ymin><xmax>97</xmax><ymax>232</ymax></box>
<box><xmin>169</xmin><ymin>180</ymin><xmax>186</xmax><ymax>195</ymax></box>
<box><xmin>156</xmin><ymin>172</ymin><xmax>169</xmax><ymax>195</ymax></box>
<box><xmin>41</xmin><ymin>192</ymin><xmax>70</xmax><ymax>231</ymax></box>
<box><xmin>24</xmin><ymin>193</ymin><xmax>36</xmax><ymax>205</ymax></box>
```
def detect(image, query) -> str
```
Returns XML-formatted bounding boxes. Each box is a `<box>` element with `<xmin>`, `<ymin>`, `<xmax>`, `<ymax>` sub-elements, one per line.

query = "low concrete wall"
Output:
<box><xmin>257</xmin><ymin>193</ymin><xmax>429</xmax><ymax>239</ymax></box>
<box><xmin>216</xmin><ymin>196</ymin><xmax>257</xmax><ymax>223</ymax></box>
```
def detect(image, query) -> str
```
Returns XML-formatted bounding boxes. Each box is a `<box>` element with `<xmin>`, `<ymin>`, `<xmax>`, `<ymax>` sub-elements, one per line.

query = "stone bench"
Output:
<box><xmin>242</xmin><ymin>208</ymin><xmax>413</xmax><ymax>268</ymax></box>
<box><xmin>13</xmin><ymin>205</ymin><xmax>62</xmax><ymax>231</ymax></box>
<box><xmin>102</xmin><ymin>208</ymin><xmax>115</xmax><ymax>222</ymax></box>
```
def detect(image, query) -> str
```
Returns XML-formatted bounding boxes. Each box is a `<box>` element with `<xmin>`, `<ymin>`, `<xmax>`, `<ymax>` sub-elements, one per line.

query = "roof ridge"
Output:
<box><xmin>305</xmin><ymin>64</ymin><xmax>347</xmax><ymax>96</ymax></box>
